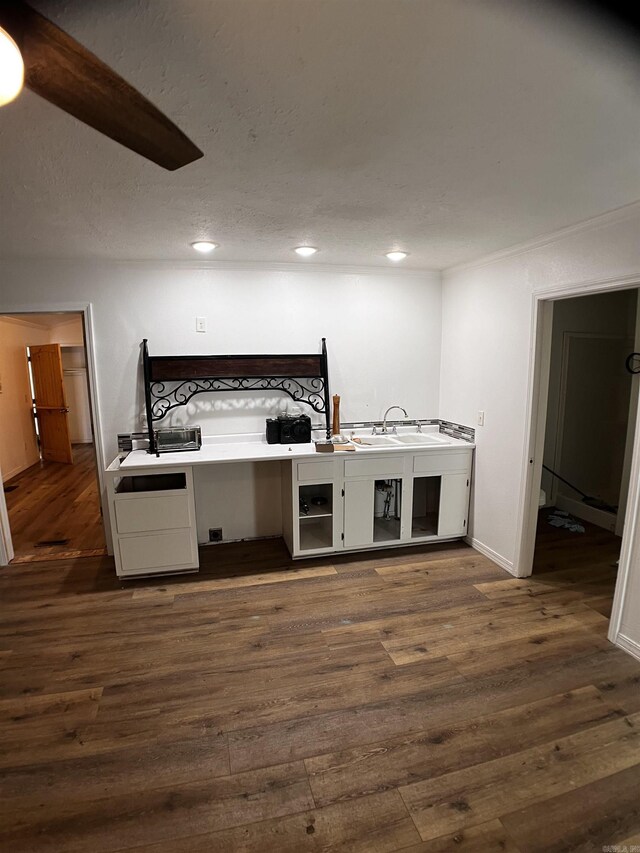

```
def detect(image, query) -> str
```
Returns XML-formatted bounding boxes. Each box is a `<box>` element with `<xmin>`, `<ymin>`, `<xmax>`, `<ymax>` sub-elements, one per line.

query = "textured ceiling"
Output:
<box><xmin>0</xmin><ymin>0</ymin><xmax>639</xmax><ymax>269</ymax></box>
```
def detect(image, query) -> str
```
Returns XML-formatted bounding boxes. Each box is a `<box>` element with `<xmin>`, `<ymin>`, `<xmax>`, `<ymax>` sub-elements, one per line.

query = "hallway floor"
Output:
<box><xmin>533</xmin><ymin>507</ymin><xmax>621</xmax><ymax>621</ymax></box>
<box><xmin>4</xmin><ymin>444</ymin><xmax>106</xmax><ymax>563</ymax></box>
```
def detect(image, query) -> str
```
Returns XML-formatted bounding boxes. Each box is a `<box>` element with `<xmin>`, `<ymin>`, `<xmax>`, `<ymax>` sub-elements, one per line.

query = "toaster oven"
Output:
<box><xmin>153</xmin><ymin>426</ymin><xmax>202</xmax><ymax>455</ymax></box>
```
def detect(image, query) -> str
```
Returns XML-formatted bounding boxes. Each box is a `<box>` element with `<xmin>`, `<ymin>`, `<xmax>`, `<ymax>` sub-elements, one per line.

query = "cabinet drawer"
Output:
<box><xmin>115</xmin><ymin>494</ymin><xmax>191</xmax><ymax>534</ymax></box>
<box><xmin>344</xmin><ymin>455</ymin><xmax>405</xmax><ymax>478</ymax></box>
<box><xmin>118</xmin><ymin>529</ymin><xmax>197</xmax><ymax>575</ymax></box>
<box><xmin>296</xmin><ymin>460</ymin><xmax>336</xmax><ymax>482</ymax></box>
<box><xmin>413</xmin><ymin>452</ymin><xmax>471</xmax><ymax>474</ymax></box>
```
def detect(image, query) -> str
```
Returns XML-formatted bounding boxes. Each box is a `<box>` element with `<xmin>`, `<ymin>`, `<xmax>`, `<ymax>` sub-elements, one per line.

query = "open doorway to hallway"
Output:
<box><xmin>531</xmin><ymin>288</ymin><xmax>639</xmax><ymax>627</ymax></box>
<box><xmin>0</xmin><ymin>312</ymin><xmax>106</xmax><ymax>563</ymax></box>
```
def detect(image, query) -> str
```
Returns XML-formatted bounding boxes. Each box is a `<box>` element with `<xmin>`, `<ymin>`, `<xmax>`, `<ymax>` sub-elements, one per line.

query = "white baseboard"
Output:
<box><xmin>555</xmin><ymin>494</ymin><xmax>616</xmax><ymax>532</ymax></box>
<box><xmin>2</xmin><ymin>458</ymin><xmax>37</xmax><ymax>484</ymax></box>
<box><xmin>614</xmin><ymin>633</ymin><xmax>640</xmax><ymax>663</ymax></box>
<box><xmin>465</xmin><ymin>536</ymin><xmax>515</xmax><ymax>576</ymax></box>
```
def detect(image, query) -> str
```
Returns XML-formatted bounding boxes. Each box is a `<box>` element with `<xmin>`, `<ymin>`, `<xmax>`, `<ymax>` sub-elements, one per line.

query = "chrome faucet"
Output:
<box><xmin>381</xmin><ymin>405</ymin><xmax>408</xmax><ymax>434</ymax></box>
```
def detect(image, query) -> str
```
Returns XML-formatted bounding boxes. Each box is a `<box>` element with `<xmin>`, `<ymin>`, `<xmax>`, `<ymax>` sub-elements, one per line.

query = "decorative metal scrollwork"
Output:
<box><xmin>150</xmin><ymin>375</ymin><xmax>327</xmax><ymax>422</ymax></box>
<box><xmin>141</xmin><ymin>338</ymin><xmax>331</xmax><ymax>453</ymax></box>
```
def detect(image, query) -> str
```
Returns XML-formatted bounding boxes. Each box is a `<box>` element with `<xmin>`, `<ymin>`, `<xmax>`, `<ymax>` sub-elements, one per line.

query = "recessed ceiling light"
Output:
<box><xmin>191</xmin><ymin>241</ymin><xmax>218</xmax><ymax>253</ymax></box>
<box><xmin>385</xmin><ymin>251</ymin><xmax>408</xmax><ymax>262</ymax></box>
<box><xmin>294</xmin><ymin>246</ymin><xmax>318</xmax><ymax>257</ymax></box>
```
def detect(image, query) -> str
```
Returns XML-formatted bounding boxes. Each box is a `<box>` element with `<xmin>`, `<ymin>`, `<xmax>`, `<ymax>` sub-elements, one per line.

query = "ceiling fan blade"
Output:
<box><xmin>0</xmin><ymin>2</ymin><xmax>203</xmax><ymax>170</ymax></box>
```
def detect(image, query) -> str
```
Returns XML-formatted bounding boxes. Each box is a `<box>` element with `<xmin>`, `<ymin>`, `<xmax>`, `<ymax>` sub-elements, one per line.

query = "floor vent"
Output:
<box><xmin>35</xmin><ymin>539</ymin><xmax>70</xmax><ymax>548</ymax></box>
<box><xmin>3</xmin><ymin>485</ymin><xmax>17</xmax><ymax>493</ymax></box>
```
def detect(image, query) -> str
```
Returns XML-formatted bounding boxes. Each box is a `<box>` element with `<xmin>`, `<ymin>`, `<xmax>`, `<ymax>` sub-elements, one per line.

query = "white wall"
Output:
<box><xmin>440</xmin><ymin>205</ymin><xmax>640</xmax><ymax>573</ymax></box>
<box><xmin>50</xmin><ymin>316</ymin><xmax>84</xmax><ymax>347</ymax></box>
<box><xmin>0</xmin><ymin>317</ymin><xmax>50</xmax><ymax>481</ymax></box>
<box><xmin>0</xmin><ymin>262</ymin><xmax>441</xmax><ymax>541</ymax></box>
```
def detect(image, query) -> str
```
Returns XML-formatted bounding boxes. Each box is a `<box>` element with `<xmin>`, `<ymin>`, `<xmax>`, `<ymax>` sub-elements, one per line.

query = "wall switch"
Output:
<box><xmin>477</xmin><ymin>410</ymin><xmax>485</xmax><ymax>426</ymax></box>
<box><xmin>196</xmin><ymin>316</ymin><xmax>207</xmax><ymax>333</ymax></box>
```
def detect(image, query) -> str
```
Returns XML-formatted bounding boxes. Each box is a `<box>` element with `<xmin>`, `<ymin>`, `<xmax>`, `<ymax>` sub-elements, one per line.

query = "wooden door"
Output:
<box><xmin>30</xmin><ymin>344</ymin><xmax>73</xmax><ymax>464</ymax></box>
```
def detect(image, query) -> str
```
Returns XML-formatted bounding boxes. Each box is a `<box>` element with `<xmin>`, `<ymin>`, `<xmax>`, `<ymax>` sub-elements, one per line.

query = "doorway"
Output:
<box><xmin>0</xmin><ymin>312</ymin><xmax>106</xmax><ymax>563</ymax></box>
<box><xmin>532</xmin><ymin>289</ymin><xmax>638</xmax><ymax>624</ymax></box>
<box><xmin>517</xmin><ymin>278</ymin><xmax>640</xmax><ymax>653</ymax></box>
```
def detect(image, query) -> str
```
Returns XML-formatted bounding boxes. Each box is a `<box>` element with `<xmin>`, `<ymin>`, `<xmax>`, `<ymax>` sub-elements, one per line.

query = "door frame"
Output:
<box><xmin>0</xmin><ymin>303</ymin><xmax>108</xmax><ymax>565</ymax></box>
<box><xmin>514</xmin><ymin>273</ymin><xmax>640</xmax><ymax>651</ymax></box>
<box><xmin>616</xmin><ymin>304</ymin><xmax>640</xmax><ymax>537</ymax></box>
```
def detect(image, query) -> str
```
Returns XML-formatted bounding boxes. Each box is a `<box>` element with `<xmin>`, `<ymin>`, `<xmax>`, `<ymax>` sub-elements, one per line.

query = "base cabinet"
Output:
<box><xmin>106</xmin><ymin>465</ymin><xmax>199</xmax><ymax>578</ymax></box>
<box><xmin>284</xmin><ymin>449</ymin><xmax>472</xmax><ymax>558</ymax></box>
<box><xmin>344</xmin><ymin>477</ymin><xmax>405</xmax><ymax>549</ymax></box>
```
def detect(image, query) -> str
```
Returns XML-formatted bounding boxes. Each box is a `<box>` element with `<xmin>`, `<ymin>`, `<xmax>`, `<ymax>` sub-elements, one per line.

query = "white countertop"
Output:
<box><xmin>110</xmin><ymin>427</ymin><xmax>474</xmax><ymax>472</ymax></box>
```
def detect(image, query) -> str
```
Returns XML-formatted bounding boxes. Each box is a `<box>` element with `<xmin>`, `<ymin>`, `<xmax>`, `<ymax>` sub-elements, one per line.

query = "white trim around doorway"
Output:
<box><xmin>513</xmin><ymin>273</ymin><xmax>640</xmax><ymax>651</ymax></box>
<box><xmin>0</xmin><ymin>302</ymin><xmax>110</xmax><ymax>565</ymax></box>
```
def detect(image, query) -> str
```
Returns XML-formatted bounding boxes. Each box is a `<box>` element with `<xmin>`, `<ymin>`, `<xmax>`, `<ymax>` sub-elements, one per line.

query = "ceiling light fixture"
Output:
<box><xmin>191</xmin><ymin>241</ymin><xmax>218</xmax><ymax>253</ymax></box>
<box><xmin>385</xmin><ymin>251</ymin><xmax>408</xmax><ymax>262</ymax></box>
<box><xmin>0</xmin><ymin>26</ymin><xmax>24</xmax><ymax>107</ymax></box>
<box><xmin>294</xmin><ymin>246</ymin><xmax>318</xmax><ymax>258</ymax></box>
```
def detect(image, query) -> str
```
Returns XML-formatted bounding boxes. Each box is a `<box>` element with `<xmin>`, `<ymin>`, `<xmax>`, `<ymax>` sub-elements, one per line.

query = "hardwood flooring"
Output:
<box><xmin>532</xmin><ymin>506</ymin><xmax>621</xmax><ymax>620</ymax></box>
<box><xmin>0</xmin><ymin>518</ymin><xmax>637</xmax><ymax>852</ymax></box>
<box><xmin>4</xmin><ymin>444</ymin><xmax>106</xmax><ymax>563</ymax></box>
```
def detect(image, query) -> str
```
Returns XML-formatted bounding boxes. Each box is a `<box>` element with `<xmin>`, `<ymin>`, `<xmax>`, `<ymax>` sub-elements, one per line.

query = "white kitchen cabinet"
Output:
<box><xmin>282</xmin><ymin>459</ymin><xmax>342</xmax><ymax>556</ymax></box>
<box><xmin>410</xmin><ymin>472</ymin><xmax>470</xmax><ymax>539</ymax></box>
<box><xmin>106</xmin><ymin>465</ymin><xmax>199</xmax><ymax>578</ymax></box>
<box><xmin>284</xmin><ymin>447</ymin><xmax>472</xmax><ymax>558</ymax></box>
<box><xmin>343</xmin><ymin>452</ymin><xmax>405</xmax><ymax>548</ymax></box>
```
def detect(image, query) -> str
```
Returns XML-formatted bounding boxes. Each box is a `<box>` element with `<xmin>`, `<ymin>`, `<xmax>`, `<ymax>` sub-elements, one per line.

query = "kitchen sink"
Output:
<box><xmin>349</xmin><ymin>431</ymin><xmax>453</xmax><ymax>448</ymax></box>
<box><xmin>392</xmin><ymin>433</ymin><xmax>447</xmax><ymax>445</ymax></box>
<box><xmin>351</xmin><ymin>434</ymin><xmax>399</xmax><ymax>447</ymax></box>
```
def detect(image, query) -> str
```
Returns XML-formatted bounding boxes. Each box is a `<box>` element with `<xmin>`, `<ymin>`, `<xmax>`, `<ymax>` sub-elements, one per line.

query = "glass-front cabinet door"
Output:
<box><xmin>297</xmin><ymin>482</ymin><xmax>336</xmax><ymax>552</ymax></box>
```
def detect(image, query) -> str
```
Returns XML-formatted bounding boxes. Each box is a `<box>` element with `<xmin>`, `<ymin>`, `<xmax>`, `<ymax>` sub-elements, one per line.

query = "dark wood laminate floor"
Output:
<box><xmin>533</xmin><ymin>506</ymin><xmax>622</xmax><ymax>620</ymax></box>
<box><xmin>4</xmin><ymin>444</ymin><xmax>106</xmax><ymax>563</ymax></box>
<box><xmin>0</xmin><ymin>528</ymin><xmax>638</xmax><ymax>852</ymax></box>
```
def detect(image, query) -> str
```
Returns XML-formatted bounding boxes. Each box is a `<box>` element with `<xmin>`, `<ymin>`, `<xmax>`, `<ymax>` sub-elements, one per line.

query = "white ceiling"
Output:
<box><xmin>0</xmin><ymin>0</ymin><xmax>638</xmax><ymax>269</ymax></box>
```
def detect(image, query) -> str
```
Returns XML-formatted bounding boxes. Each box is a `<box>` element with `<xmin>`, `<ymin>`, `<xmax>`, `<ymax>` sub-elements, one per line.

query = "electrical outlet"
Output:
<box><xmin>208</xmin><ymin>527</ymin><xmax>223</xmax><ymax>543</ymax></box>
<box><xmin>196</xmin><ymin>316</ymin><xmax>207</xmax><ymax>333</ymax></box>
<box><xmin>477</xmin><ymin>410</ymin><xmax>485</xmax><ymax>426</ymax></box>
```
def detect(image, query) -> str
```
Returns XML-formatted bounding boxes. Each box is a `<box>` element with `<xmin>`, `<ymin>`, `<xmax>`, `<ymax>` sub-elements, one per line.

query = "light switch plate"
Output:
<box><xmin>477</xmin><ymin>410</ymin><xmax>485</xmax><ymax>426</ymax></box>
<box><xmin>196</xmin><ymin>316</ymin><xmax>207</xmax><ymax>333</ymax></box>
